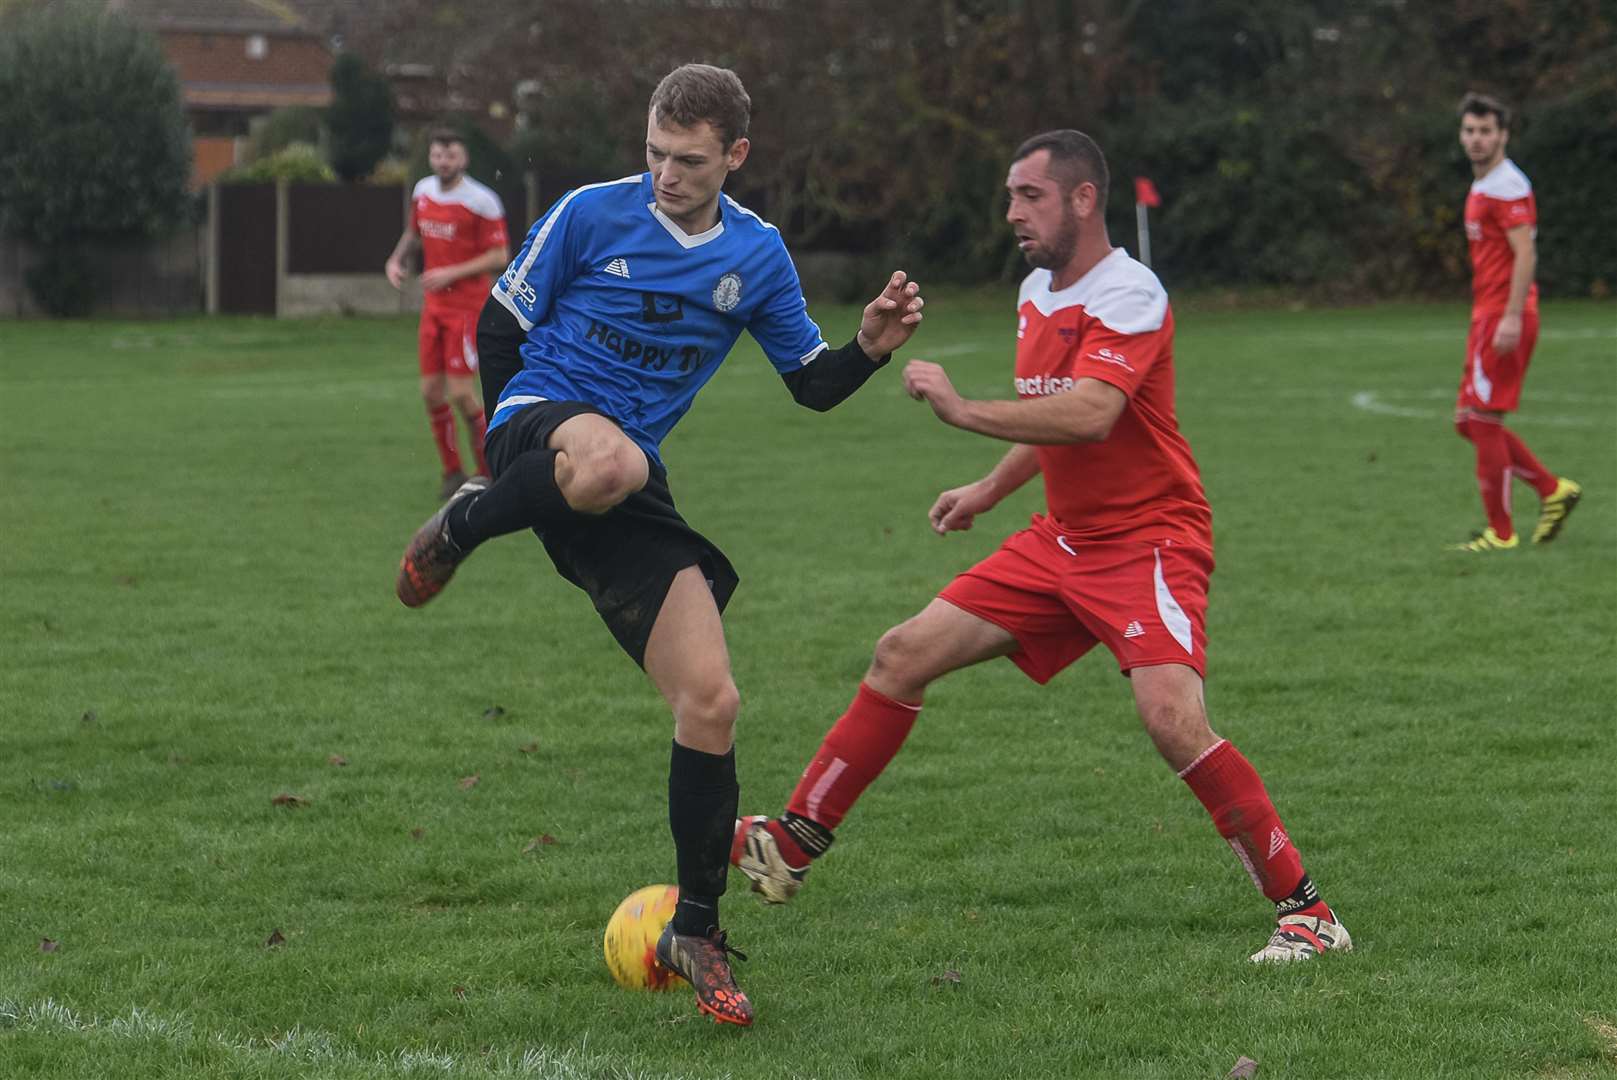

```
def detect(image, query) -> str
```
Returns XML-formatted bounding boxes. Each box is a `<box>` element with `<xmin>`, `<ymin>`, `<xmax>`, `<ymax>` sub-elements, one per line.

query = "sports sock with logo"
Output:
<box><xmin>1276</xmin><ymin>875</ymin><xmax>1332</xmax><ymax>920</ymax></box>
<box><xmin>668</xmin><ymin>740</ymin><xmax>738</xmax><ymax>936</ymax></box>
<box><xmin>445</xmin><ymin>448</ymin><xmax>571</xmax><ymax>552</ymax></box>
<box><xmin>1179</xmin><ymin>739</ymin><xmax>1307</xmax><ymax>904</ymax></box>
<box><xmin>1500</xmin><ymin>426</ymin><xmax>1557</xmax><ymax>499</ymax></box>
<box><xmin>1463</xmin><ymin>417</ymin><xmax>1515</xmax><ymax>539</ymax></box>
<box><xmin>427</xmin><ymin>402</ymin><xmax>462</xmax><ymax>474</ymax></box>
<box><xmin>779</xmin><ymin>683</ymin><xmax>921</xmax><ymax>856</ymax></box>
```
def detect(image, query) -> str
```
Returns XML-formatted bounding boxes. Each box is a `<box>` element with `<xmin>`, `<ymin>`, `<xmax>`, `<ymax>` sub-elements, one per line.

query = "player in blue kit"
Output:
<box><xmin>394</xmin><ymin>64</ymin><xmax>924</xmax><ymax>1026</ymax></box>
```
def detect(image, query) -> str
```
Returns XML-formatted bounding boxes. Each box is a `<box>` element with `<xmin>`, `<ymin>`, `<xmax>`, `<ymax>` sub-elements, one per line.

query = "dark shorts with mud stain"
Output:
<box><xmin>482</xmin><ymin>397</ymin><xmax>738</xmax><ymax>669</ymax></box>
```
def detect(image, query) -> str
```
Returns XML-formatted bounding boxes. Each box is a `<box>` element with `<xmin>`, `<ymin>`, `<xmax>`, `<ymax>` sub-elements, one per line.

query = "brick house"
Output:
<box><xmin>109</xmin><ymin>0</ymin><xmax>333</xmax><ymax>185</ymax></box>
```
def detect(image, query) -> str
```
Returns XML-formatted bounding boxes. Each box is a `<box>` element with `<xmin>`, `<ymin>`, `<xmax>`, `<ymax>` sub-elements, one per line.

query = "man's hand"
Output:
<box><xmin>385</xmin><ymin>255</ymin><xmax>408</xmax><ymax>290</ymax></box>
<box><xmin>928</xmin><ymin>479</ymin><xmax>998</xmax><ymax>535</ymax></box>
<box><xmin>419</xmin><ymin>266</ymin><xmax>460</xmax><ymax>293</ymax></box>
<box><xmin>1492</xmin><ymin>313</ymin><xmax>1522</xmax><ymax>354</ymax></box>
<box><xmin>903</xmin><ymin>360</ymin><xmax>967</xmax><ymax>427</ymax></box>
<box><xmin>856</xmin><ymin>271</ymin><xmax>924</xmax><ymax>358</ymax></box>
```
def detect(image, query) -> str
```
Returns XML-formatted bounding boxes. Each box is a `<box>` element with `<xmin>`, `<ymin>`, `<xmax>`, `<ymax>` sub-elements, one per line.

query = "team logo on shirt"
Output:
<box><xmin>500</xmin><ymin>270</ymin><xmax>537</xmax><ymax>307</ymax></box>
<box><xmin>640</xmin><ymin>292</ymin><xmax>685</xmax><ymax>324</ymax></box>
<box><xmin>1086</xmin><ymin>347</ymin><xmax>1134</xmax><ymax>372</ymax></box>
<box><xmin>713</xmin><ymin>271</ymin><xmax>743</xmax><ymax>312</ymax></box>
<box><xmin>1015</xmin><ymin>374</ymin><xmax>1076</xmax><ymax>396</ymax></box>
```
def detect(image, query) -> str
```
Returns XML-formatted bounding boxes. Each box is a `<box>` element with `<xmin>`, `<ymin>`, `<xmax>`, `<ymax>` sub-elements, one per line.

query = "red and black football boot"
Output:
<box><xmin>396</xmin><ymin>475</ymin><xmax>489</xmax><ymax>607</ymax></box>
<box><xmin>655</xmin><ymin>923</ymin><xmax>754</xmax><ymax>1026</ymax></box>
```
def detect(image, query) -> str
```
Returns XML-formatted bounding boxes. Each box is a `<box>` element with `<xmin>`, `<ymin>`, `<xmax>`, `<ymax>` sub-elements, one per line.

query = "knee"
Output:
<box><xmin>1137</xmin><ymin>695</ymin><xmax>1196</xmax><ymax>737</ymax></box>
<box><xmin>559</xmin><ymin>443</ymin><xmax>648</xmax><ymax>513</ymax></box>
<box><xmin>1136</xmin><ymin>693</ymin><xmax>1216</xmax><ymax>766</ymax></box>
<box><xmin>449</xmin><ymin>388</ymin><xmax>482</xmax><ymax>417</ymax></box>
<box><xmin>869</xmin><ymin>622</ymin><xmax>926</xmax><ymax>688</ymax></box>
<box><xmin>675</xmin><ymin>677</ymin><xmax>740</xmax><ymax>741</ymax></box>
<box><xmin>1454</xmin><ymin>415</ymin><xmax>1472</xmax><ymax>441</ymax></box>
<box><xmin>421</xmin><ymin>379</ymin><xmax>448</xmax><ymax>408</ymax></box>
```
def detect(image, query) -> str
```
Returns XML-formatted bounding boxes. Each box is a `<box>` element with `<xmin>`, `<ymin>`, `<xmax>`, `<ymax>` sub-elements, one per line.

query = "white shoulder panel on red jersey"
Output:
<box><xmin>1471</xmin><ymin>158</ymin><xmax>1532</xmax><ymax>200</ymax></box>
<box><xmin>1021</xmin><ymin>248</ymin><xmax>1167</xmax><ymax>334</ymax></box>
<box><xmin>416</xmin><ymin>175</ymin><xmax>506</xmax><ymax>219</ymax></box>
<box><xmin>1017</xmin><ymin>268</ymin><xmax>1053</xmax><ymax>310</ymax></box>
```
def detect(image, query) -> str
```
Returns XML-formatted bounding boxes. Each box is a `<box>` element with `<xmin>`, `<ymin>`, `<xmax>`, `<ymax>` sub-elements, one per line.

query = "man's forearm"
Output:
<box><xmin>1505</xmin><ymin>245</ymin><xmax>1536</xmax><ymax>316</ymax></box>
<box><xmin>981</xmin><ymin>444</ymin><xmax>1041</xmax><ymax>500</ymax></box>
<box><xmin>438</xmin><ymin>248</ymin><xmax>509</xmax><ymax>284</ymax></box>
<box><xmin>468</xmin><ymin>247</ymin><xmax>510</xmax><ymax>278</ymax></box>
<box><xmin>779</xmin><ymin>339</ymin><xmax>889</xmax><ymax>412</ymax></box>
<box><xmin>951</xmin><ymin>394</ymin><xmax>1112</xmax><ymax>445</ymax></box>
<box><xmin>389</xmin><ymin>230</ymin><xmax>419</xmax><ymax>265</ymax></box>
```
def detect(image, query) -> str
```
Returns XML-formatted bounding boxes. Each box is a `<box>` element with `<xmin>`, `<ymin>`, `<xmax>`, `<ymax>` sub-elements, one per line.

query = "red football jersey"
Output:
<box><xmin>1464</xmin><ymin>158</ymin><xmax>1537</xmax><ymax>318</ymax></box>
<box><xmin>1014</xmin><ymin>249</ymin><xmax>1211</xmax><ymax>545</ymax></box>
<box><xmin>410</xmin><ymin>174</ymin><xmax>508</xmax><ymax>313</ymax></box>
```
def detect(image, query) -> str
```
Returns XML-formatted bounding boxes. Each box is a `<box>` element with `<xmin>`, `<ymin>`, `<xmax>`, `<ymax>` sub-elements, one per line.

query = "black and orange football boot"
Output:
<box><xmin>396</xmin><ymin>475</ymin><xmax>489</xmax><ymax>607</ymax></box>
<box><xmin>655</xmin><ymin>923</ymin><xmax>754</xmax><ymax>1026</ymax></box>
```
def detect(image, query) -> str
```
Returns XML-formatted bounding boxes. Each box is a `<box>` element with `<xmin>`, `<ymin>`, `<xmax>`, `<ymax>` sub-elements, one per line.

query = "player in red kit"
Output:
<box><xmin>387</xmin><ymin>129</ymin><xmax>510</xmax><ymax>499</ymax></box>
<box><xmin>732</xmin><ymin>130</ymin><xmax>1350</xmax><ymax>964</ymax></box>
<box><xmin>1451</xmin><ymin>93</ymin><xmax>1581</xmax><ymax>552</ymax></box>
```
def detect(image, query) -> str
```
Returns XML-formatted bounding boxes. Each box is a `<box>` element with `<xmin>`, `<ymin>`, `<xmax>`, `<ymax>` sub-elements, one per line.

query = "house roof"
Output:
<box><xmin>160</xmin><ymin>30</ymin><xmax>333</xmax><ymax>108</ymax></box>
<box><xmin>109</xmin><ymin>0</ymin><xmax>316</xmax><ymax>36</ymax></box>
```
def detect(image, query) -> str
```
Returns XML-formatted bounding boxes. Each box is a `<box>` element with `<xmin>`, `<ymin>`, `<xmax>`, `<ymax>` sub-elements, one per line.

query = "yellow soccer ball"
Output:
<box><xmin>603</xmin><ymin>884</ymin><xmax>686</xmax><ymax>990</ymax></box>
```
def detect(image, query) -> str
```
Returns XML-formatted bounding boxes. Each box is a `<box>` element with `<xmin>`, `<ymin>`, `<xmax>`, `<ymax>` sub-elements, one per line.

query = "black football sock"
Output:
<box><xmin>778</xmin><ymin>811</ymin><xmax>835</xmax><ymax>860</ymax></box>
<box><xmin>446</xmin><ymin>447</ymin><xmax>570</xmax><ymax>552</ymax></box>
<box><xmin>668</xmin><ymin>739</ymin><xmax>738</xmax><ymax>936</ymax></box>
<box><xmin>1275</xmin><ymin>873</ymin><xmax>1323</xmax><ymax>917</ymax></box>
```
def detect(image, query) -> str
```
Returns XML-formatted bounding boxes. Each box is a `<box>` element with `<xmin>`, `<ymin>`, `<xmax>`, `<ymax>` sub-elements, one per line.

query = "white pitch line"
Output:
<box><xmin>1350</xmin><ymin>390</ymin><xmax>1603</xmax><ymax>427</ymax></box>
<box><xmin>1208</xmin><ymin>325</ymin><xmax>1617</xmax><ymax>345</ymax></box>
<box><xmin>0</xmin><ymin>997</ymin><xmax>720</xmax><ymax>1080</ymax></box>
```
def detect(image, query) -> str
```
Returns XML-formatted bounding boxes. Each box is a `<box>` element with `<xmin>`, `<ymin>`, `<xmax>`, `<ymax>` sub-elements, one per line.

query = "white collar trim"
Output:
<box><xmin>649</xmin><ymin>202</ymin><xmax>725</xmax><ymax>249</ymax></box>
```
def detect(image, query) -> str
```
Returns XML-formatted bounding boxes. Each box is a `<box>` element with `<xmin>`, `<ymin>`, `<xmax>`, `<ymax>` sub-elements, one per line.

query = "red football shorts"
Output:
<box><xmin>938</xmin><ymin>517</ymin><xmax>1213</xmax><ymax>682</ymax></box>
<box><xmin>1457</xmin><ymin>311</ymin><xmax>1538</xmax><ymax>414</ymax></box>
<box><xmin>417</xmin><ymin>307</ymin><xmax>481</xmax><ymax>378</ymax></box>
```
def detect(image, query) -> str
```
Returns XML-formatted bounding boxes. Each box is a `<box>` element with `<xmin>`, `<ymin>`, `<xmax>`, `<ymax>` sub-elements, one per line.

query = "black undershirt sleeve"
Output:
<box><xmin>475</xmin><ymin>294</ymin><xmax>526</xmax><ymax>420</ymax></box>
<box><xmin>778</xmin><ymin>338</ymin><xmax>891</xmax><ymax>412</ymax></box>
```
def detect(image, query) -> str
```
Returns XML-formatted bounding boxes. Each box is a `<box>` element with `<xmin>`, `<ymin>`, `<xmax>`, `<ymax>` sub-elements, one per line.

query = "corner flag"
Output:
<box><xmin>1134</xmin><ymin>176</ymin><xmax>1162</xmax><ymax>267</ymax></box>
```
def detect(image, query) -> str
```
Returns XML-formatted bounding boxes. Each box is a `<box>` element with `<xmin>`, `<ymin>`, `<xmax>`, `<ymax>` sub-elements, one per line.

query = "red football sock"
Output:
<box><xmin>784</xmin><ymin>682</ymin><xmax>921</xmax><ymax>835</ymax></box>
<box><xmin>1501</xmin><ymin>427</ymin><xmax>1557</xmax><ymax>499</ymax></box>
<box><xmin>466</xmin><ymin>409</ymin><xmax>489</xmax><ymax>477</ymax></box>
<box><xmin>1180</xmin><ymin>740</ymin><xmax>1306</xmax><ymax>904</ymax></box>
<box><xmin>1466</xmin><ymin>417</ymin><xmax>1514</xmax><ymax>539</ymax></box>
<box><xmin>427</xmin><ymin>403</ymin><xmax>462</xmax><ymax>474</ymax></box>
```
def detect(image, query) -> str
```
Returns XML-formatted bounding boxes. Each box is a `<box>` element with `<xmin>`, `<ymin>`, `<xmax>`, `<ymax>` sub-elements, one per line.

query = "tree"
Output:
<box><xmin>330</xmin><ymin>0</ymin><xmax>1617</xmax><ymax>296</ymax></box>
<box><xmin>326</xmin><ymin>52</ymin><xmax>395</xmax><ymax>182</ymax></box>
<box><xmin>0</xmin><ymin>4</ymin><xmax>191</xmax><ymax>315</ymax></box>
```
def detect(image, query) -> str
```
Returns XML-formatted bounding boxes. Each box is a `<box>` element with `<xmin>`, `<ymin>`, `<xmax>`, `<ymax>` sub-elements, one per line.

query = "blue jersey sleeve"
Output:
<box><xmin>491</xmin><ymin>189</ymin><xmax>589</xmax><ymax>331</ymax></box>
<box><xmin>747</xmin><ymin>248</ymin><xmax>828</xmax><ymax>374</ymax></box>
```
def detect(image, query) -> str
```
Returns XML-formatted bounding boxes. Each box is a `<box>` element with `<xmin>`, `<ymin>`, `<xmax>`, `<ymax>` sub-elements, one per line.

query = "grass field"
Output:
<box><xmin>2</xmin><ymin>294</ymin><xmax>1614</xmax><ymax>1080</ymax></box>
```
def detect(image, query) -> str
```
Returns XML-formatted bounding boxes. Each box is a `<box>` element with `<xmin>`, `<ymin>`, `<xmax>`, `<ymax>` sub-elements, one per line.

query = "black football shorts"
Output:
<box><xmin>483</xmin><ymin>399</ymin><xmax>739</xmax><ymax>668</ymax></box>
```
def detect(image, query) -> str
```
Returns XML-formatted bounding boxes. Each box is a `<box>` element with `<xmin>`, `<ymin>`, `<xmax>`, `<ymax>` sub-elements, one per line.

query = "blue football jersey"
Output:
<box><xmin>488</xmin><ymin>173</ymin><xmax>827</xmax><ymax>464</ymax></box>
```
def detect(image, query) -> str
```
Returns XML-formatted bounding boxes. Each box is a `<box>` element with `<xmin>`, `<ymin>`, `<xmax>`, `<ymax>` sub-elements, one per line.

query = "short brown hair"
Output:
<box><xmin>428</xmin><ymin>128</ymin><xmax>465</xmax><ymax>149</ymax></box>
<box><xmin>649</xmin><ymin>64</ymin><xmax>751</xmax><ymax>147</ymax></box>
<box><xmin>1012</xmin><ymin>129</ymin><xmax>1110</xmax><ymax>209</ymax></box>
<box><xmin>1458</xmin><ymin>92</ymin><xmax>1511</xmax><ymax>130</ymax></box>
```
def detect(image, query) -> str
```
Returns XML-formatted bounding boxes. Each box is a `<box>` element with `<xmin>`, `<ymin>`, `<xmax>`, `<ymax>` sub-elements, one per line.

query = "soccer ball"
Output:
<box><xmin>603</xmin><ymin>884</ymin><xmax>686</xmax><ymax>991</ymax></box>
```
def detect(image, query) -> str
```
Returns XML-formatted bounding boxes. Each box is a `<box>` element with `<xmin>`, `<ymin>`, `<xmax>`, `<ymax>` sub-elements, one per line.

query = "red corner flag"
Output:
<box><xmin>1134</xmin><ymin>176</ymin><xmax>1162</xmax><ymax>208</ymax></box>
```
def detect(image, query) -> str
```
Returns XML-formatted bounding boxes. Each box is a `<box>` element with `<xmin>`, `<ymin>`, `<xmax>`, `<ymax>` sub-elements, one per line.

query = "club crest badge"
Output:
<box><xmin>713</xmin><ymin>272</ymin><xmax>743</xmax><ymax>313</ymax></box>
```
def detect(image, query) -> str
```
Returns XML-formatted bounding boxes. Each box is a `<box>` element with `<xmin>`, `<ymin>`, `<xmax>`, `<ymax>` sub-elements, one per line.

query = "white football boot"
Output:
<box><xmin>731</xmin><ymin>816</ymin><xmax>808</xmax><ymax>904</ymax></box>
<box><xmin>1249</xmin><ymin>911</ymin><xmax>1353</xmax><ymax>963</ymax></box>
